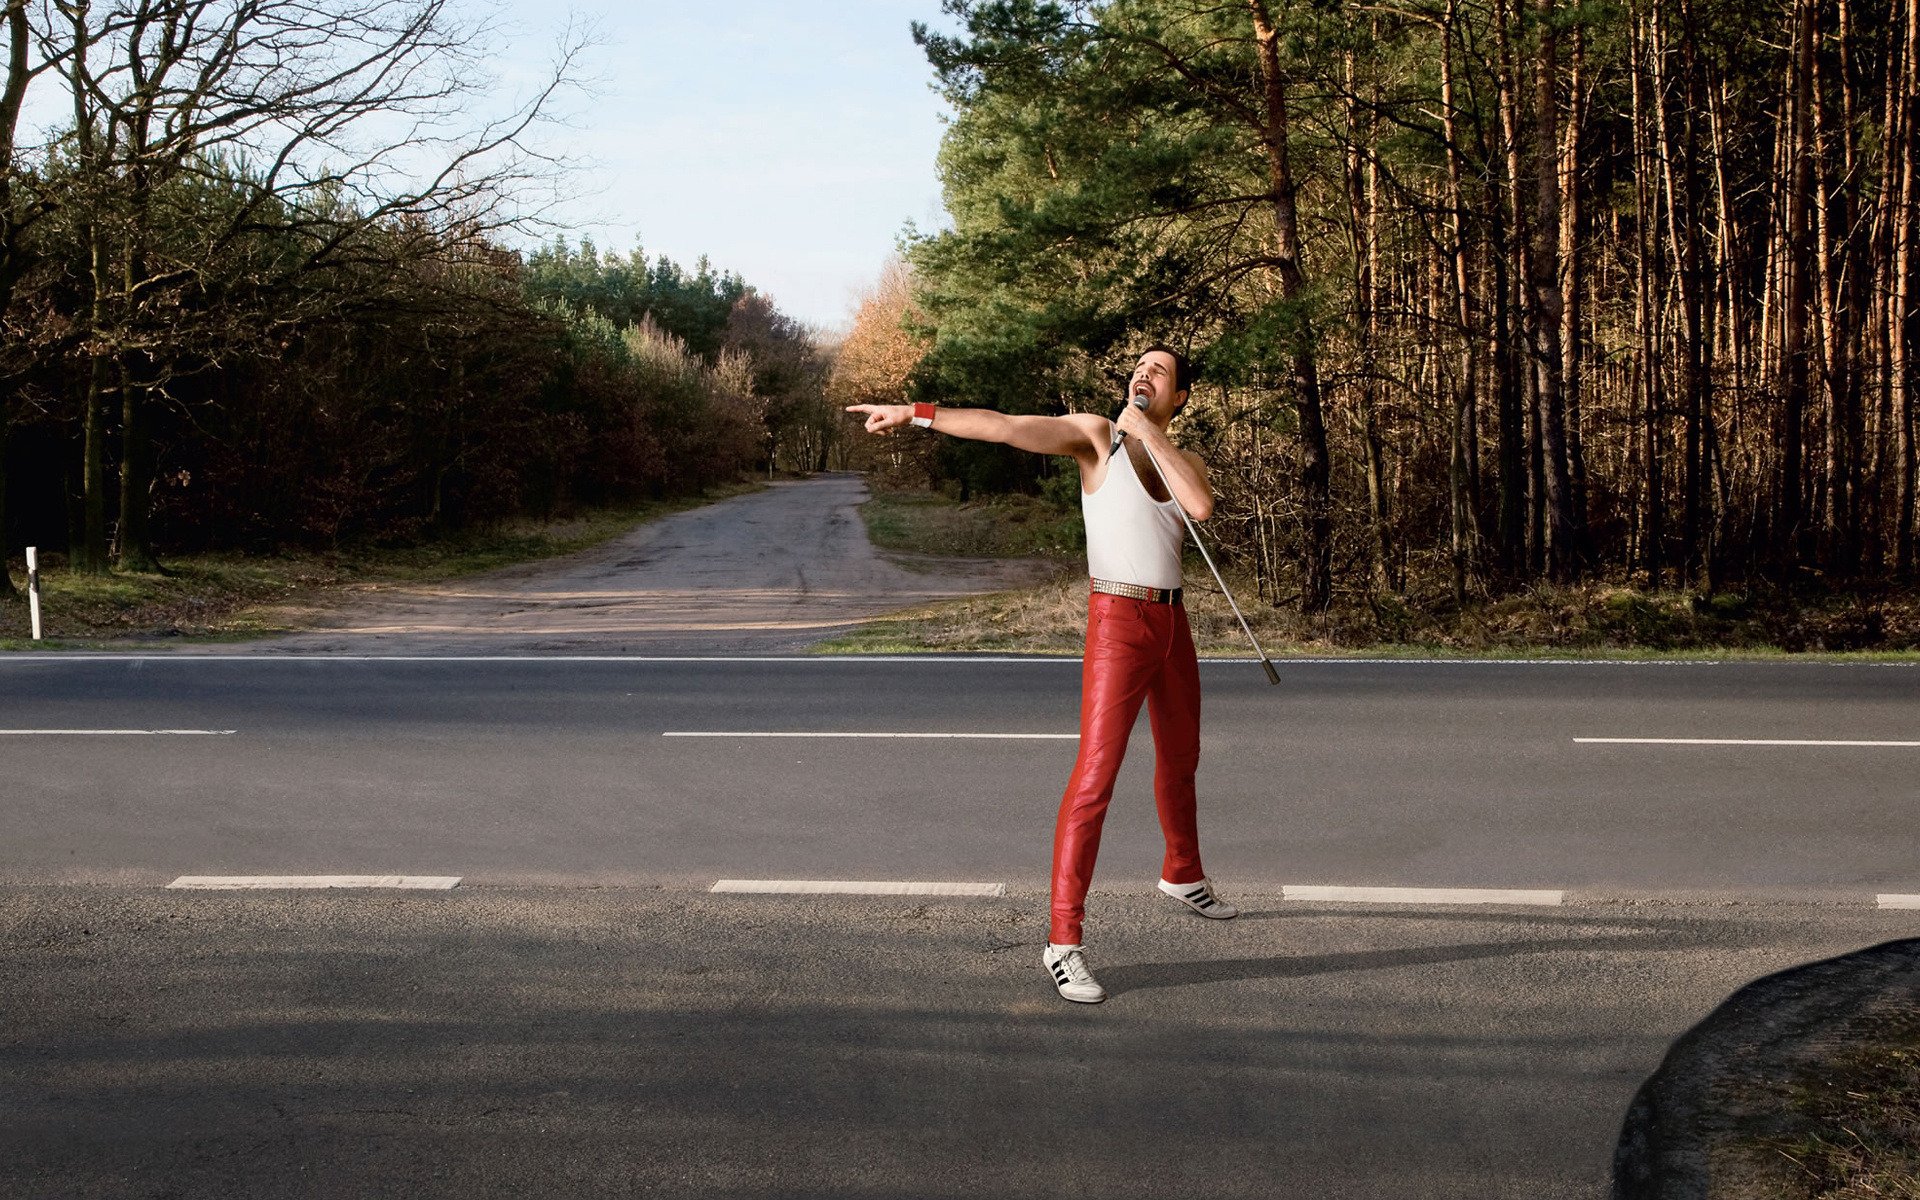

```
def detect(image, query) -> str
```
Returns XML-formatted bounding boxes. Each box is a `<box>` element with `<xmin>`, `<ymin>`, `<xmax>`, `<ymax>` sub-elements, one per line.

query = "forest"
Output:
<box><xmin>9</xmin><ymin>0</ymin><xmax>1918</xmax><ymax>638</ymax></box>
<box><xmin>0</xmin><ymin>0</ymin><xmax>832</xmax><ymax>599</ymax></box>
<box><xmin>855</xmin><ymin>0</ymin><xmax>1920</xmax><ymax>618</ymax></box>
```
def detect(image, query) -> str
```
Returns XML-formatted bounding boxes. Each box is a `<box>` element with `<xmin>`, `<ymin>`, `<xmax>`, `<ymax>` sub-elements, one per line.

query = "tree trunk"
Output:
<box><xmin>1345</xmin><ymin>42</ymin><xmax>1394</xmax><ymax>595</ymax></box>
<box><xmin>1442</xmin><ymin>0</ymin><xmax>1478</xmax><ymax>602</ymax></box>
<box><xmin>1250</xmin><ymin>0</ymin><xmax>1334</xmax><ymax>612</ymax></box>
<box><xmin>1559</xmin><ymin>18</ymin><xmax>1589</xmax><ymax>564</ymax></box>
<box><xmin>1833</xmin><ymin>0</ymin><xmax>1868</xmax><ymax>577</ymax></box>
<box><xmin>115</xmin><ymin>373</ymin><xmax>158</xmax><ymax>572</ymax></box>
<box><xmin>115</xmin><ymin>234</ymin><xmax>159</xmax><ymax>573</ymax></box>
<box><xmin>0</xmin><ymin>413</ymin><xmax>13</xmax><ymax>600</ymax></box>
<box><xmin>1868</xmin><ymin>0</ymin><xmax>1903</xmax><ymax>571</ymax></box>
<box><xmin>78</xmin><ymin>229</ymin><xmax>111</xmax><ymax>574</ymax></box>
<box><xmin>1698</xmin><ymin>34</ymin><xmax>1726</xmax><ymax>588</ymax></box>
<box><xmin>1777</xmin><ymin>0</ymin><xmax>1817</xmax><ymax>572</ymax></box>
<box><xmin>70</xmin><ymin>6</ymin><xmax>110</xmax><ymax>575</ymax></box>
<box><xmin>1631</xmin><ymin>7</ymin><xmax>1664</xmax><ymax>587</ymax></box>
<box><xmin>1900</xmin><ymin>0</ymin><xmax>1920</xmax><ymax>575</ymax></box>
<box><xmin>0</xmin><ymin>0</ymin><xmax>19</xmax><ymax>599</ymax></box>
<box><xmin>1492</xmin><ymin>0</ymin><xmax>1531</xmax><ymax>578</ymax></box>
<box><xmin>0</xmin><ymin>0</ymin><xmax>32</xmax><ymax>327</ymax></box>
<box><xmin>1811</xmin><ymin>16</ymin><xmax>1858</xmax><ymax>575</ymax></box>
<box><xmin>1653</xmin><ymin>0</ymin><xmax>1712</xmax><ymax>585</ymax></box>
<box><xmin>1527</xmin><ymin>0</ymin><xmax>1579</xmax><ymax>579</ymax></box>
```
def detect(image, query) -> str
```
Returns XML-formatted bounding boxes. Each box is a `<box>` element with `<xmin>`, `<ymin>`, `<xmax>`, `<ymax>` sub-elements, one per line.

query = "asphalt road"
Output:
<box><xmin>0</xmin><ymin>655</ymin><xmax>1914</xmax><ymax>898</ymax></box>
<box><xmin>5</xmin><ymin>884</ymin><xmax>1914</xmax><ymax>1199</ymax></box>
<box><xmin>3</xmin><ymin>654</ymin><xmax>1917</xmax><ymax>1194</ymax></box>
<box><xmin>4</xmin><ymin>473</ymin><xmax>1918</xmax><ymax>1196</ymax></box>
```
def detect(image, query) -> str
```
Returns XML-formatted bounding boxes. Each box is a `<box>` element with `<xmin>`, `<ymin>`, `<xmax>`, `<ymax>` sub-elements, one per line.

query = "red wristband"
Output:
<box><xmin>911</xmin><ymin>402</ymin><xmax>936</xmax><ymax>428</ymax></box>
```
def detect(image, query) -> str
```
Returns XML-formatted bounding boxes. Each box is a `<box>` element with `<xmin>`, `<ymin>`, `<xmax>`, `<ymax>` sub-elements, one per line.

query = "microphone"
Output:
<box><xmin>1109</xmin><ymin>386</ymin><xmax>1151</xmax><ymax>457</ymax></box>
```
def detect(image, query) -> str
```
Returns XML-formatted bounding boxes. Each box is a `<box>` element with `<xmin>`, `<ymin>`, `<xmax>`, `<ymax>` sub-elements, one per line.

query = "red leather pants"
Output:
<box><xmin>1050</xmin><ymin>591</ymin><xmax>1204</xmax><ymax>945</ymax></box>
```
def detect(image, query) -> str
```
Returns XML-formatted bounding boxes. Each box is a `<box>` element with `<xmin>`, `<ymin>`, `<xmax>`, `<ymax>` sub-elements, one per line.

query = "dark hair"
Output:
<box><xmin>1140</xmin><ymin>344</ymin><xmax>1194</xmax><ymax>395</ymax></box>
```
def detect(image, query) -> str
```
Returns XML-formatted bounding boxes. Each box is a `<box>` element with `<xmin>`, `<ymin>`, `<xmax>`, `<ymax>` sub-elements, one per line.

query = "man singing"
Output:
<box><xmin>846</xmin><ymin>346</ymin><xmax>1235</xmax><ymax>1005</ymax></box>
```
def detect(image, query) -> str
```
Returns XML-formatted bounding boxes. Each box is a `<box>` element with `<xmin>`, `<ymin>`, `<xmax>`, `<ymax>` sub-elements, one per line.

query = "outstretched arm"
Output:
<box><xmin>846</xmin><ymin>403</ymin><xmax>1105</xmax><ymax>460</ymax></box>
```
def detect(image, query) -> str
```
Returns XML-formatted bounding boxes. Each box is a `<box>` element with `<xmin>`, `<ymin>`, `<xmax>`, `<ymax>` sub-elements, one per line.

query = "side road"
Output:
<box><xmin>214</xmin><ymin>473</ymin><xmax>1056</xmax><ymax>655</ymax></box>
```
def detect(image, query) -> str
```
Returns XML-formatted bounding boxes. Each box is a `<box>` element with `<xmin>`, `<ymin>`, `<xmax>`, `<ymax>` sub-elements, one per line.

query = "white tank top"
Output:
<box><xmin>1082</xmin><ymin>423</ymin><xmax>1185</xmax><ymax>590</ymax></box>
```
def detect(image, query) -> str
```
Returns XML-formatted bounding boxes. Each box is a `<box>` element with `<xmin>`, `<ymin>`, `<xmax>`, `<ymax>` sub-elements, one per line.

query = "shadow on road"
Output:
<box><xmin>1104</xmin><ymin>926</ymin><xmax>1727</xmax><ymax>996</ymax></box>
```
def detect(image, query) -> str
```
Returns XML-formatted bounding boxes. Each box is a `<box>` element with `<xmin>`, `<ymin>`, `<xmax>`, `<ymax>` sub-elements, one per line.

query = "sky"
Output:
<box><xmin>490</xmin><ymin>1</ymin><xmax>959</xmax><ymax>331</ymax></box>
<box><xmin>12</xmin><ymin>1</ymin><xmax>956</xmax><ymax>330</ymax></box>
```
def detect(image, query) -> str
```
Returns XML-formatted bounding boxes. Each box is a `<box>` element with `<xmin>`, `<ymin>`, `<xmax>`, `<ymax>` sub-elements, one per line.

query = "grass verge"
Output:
<box><xmin>829</xmin><ymin>486</ymin><xmax>1920</xmax><ymax>660</ymax></box>
<box><xmin>1712</xmin><ymin>1012</ymin><xmax>1920</xmax><ymax>1198</ymax></box>
<box><xmin>859</xmin><ymin>486</ymin><xmax>1085</xmax><ymax>561</ymax></box>
<box><xmin>0</xmin><ymin>481</ymin><xmax>764</xmax><ymax>647</ymax></box>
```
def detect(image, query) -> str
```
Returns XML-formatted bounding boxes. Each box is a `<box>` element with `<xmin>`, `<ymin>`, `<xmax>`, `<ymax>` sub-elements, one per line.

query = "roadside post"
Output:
<box><xmin>26</xmin><ymin>546</ymin><xmax>42</xmax><ymax>641</ymax></box>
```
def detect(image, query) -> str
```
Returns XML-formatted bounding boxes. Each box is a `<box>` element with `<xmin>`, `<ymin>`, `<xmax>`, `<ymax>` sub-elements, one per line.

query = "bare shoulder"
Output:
<box><xmin>1178</xmin><ymin>448</ymin><xmax>1209</xmax><ymax>476</ymax></box>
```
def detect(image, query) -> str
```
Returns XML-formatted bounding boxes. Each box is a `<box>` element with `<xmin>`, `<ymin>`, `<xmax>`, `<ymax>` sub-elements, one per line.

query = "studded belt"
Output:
<box><xmin>1090</xmin><ymin>578</ymin><xmax>1183</xmax><ymax>605</ymax></box>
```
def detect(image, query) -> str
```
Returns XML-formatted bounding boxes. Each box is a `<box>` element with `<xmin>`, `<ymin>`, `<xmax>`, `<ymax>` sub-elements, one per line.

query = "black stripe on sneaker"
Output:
<box><xmin>1196</xmin><ymin>896</ymin><xmax>1216</xmax><ymax>908</ymax></box>
<box><xmin>1184</xmin><ymin>887</ymin><xmax>1208</xmax><ymax>900</ymax></box>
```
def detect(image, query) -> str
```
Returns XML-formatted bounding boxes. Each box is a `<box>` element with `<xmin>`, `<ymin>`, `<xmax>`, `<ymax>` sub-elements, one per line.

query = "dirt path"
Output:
<box><xmin>229</xmin><ymin>473</ymin><xmax>1057</xmax><ymax>654</ymax></box>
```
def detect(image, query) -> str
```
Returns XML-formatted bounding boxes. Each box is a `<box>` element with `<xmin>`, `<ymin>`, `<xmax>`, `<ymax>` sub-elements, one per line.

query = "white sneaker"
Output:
<box><xmin>1042</xmin><ymin>943</ymin><xmax>1107</xmax><ymax>1003</ymax></box>
<box><xmin>1159</xmin><ymin>877</ymin><xmax>1238</xmax><ymax>919</ymax></box>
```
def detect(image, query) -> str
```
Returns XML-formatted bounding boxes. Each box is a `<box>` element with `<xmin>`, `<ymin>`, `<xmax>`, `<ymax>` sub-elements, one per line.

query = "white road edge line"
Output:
<box><xmin>665</xmin><ymin>731</ymin><xmax>1075</xmax><ymax>740</ymax></box>
<box><xmin>711</xmin><ymin>879</ymin><xmax>1007</xmax><ymax>897</ymax></box>
<box><xmin>0</xmin><ymin>729</ymin><xmax>235</xmax><ymax>736</ymax></box>
<box><xmin>1877</xmin><ymin>894</ymin><xmax>1920</xmax><ymax>910</ymax></box>
<box><xmin>1576</xmin><ymin>737</ymin><xmax>1920</xmax><ymax>747</ymax></box>
<box><xmin>1284</xmin><ymin>885</ymin><xmax>1565</xmax><ymax>906</ymax></box>
<box><xmin>166</xmin><ymin>875</ymin><xmax>460</xmax><ymax>890</ymax></box>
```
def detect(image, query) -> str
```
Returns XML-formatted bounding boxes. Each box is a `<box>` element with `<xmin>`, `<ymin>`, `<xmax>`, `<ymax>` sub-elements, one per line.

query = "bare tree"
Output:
<box><xmin>41</xmin><ymin>0</ymin><xmax>584</xmax><ymax>570</ymax></box>
<box><xmin>1</xmin><ymin>0</ymin><xmax>108</xmax><ymax>591</ymax></box>
<box><xmin>1</xmin><ymin>0</ymin><xmax>37</xmax><ymax>594</ymax></box>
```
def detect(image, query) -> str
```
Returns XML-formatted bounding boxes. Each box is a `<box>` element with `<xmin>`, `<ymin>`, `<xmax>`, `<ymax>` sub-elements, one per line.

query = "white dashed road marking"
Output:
<box><xmin>1283</xmin><ymin>885</ymin><xmax>1566</xmax><ymax>906</ymax></box>
<box><xmin>1576</xmin><ymin>737</ymin><xmax>1920</xmax><ymax>747</ymax></box>
<box><xmin>665</xmin><ymin>731</ymin><xmax>1076</xmax><ymax>740</ymax></box>
<box><xmin>710</xmin><ymin>880</ymin><xmax>1007</xmax><ymax>897</ymax></box>
<box><xmin>1876</xmin><ymin>894</ymin><xmax>1920</xmax><ymax>910</ymax></box>
<box><xmin>166</xmin><ymin>875</ymin><xmax>460</xmax><ymax>890</ymax></box>
<box><xmin>0</xmin><ymin>729</ymin><xmax>235</xmax><ymax>736</ymax></box>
